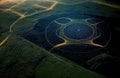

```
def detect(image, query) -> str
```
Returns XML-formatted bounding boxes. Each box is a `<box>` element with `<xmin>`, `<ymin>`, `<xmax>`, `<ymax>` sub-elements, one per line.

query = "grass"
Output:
<box><xmin>0</xmin><ymin>34</ymin><xmax>104</xmax><ymax>78</ymax></box>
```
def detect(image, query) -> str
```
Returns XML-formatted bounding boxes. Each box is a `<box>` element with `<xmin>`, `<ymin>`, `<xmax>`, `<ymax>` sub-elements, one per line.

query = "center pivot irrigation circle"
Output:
<box><xmin>63</xmin><ymin>23</ymin><xmax>94</xmax><ymax>40</ymax></box>
<box><xmin>45</xmin><ymin>16</ymin><xmax>102</xmax><ymax>49</ymax></box>
<box><xmin>31</xmin><ymin>12</ymin><xmax>111</xmax><ymax>53</ymax></box>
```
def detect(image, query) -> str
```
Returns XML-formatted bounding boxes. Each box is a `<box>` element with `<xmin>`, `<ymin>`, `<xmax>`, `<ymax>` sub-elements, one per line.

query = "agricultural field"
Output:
<box><xmin>0</xmin><ymin>0</ymin><xmax>120</xmax><ymax>78</ymax></box>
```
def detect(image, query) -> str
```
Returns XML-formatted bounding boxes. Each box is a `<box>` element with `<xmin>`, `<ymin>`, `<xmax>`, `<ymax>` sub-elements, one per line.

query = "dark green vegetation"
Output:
<box><xmin>0</xmin><ymin>35</ymin><xmax>104</xmax><ymax>78</ymax></box>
